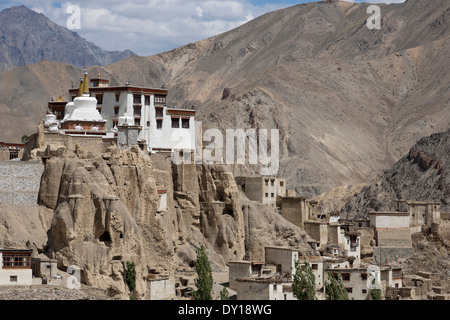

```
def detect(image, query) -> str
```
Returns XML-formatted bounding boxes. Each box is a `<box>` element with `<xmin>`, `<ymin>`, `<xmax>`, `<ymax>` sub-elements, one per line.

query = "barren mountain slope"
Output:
<box><xmin>1</xmin><ymin>0</ymin><xmax>449</xmax><ymax>198</ymax></box>
<box><xmin>0</xmin><ymin>6</ymin><xmax>135</xmax><ymax>71</ymax></box>
<box><xmin>338</xmin><ymin>128</ymin><xmax>450</xmax><ymax>219</ymax></box>
<box><xmin>104</xmin><ymin>0</ymin><xmax>450</xmax><ymax>196</ymax></box>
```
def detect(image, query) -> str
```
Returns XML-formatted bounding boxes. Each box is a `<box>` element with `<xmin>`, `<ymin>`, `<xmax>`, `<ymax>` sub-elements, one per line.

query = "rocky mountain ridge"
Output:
<box><xmin>0</xmin><ymin>6</ymin><xmax>135</xmax><ymax>71</ymax></box>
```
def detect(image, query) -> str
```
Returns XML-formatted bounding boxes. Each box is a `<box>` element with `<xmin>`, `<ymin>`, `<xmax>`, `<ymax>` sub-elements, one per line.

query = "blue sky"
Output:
<box><xmin>0</xmin><ymin>0</ymin><xmax>405</xmax><ymax>56</ymax></box>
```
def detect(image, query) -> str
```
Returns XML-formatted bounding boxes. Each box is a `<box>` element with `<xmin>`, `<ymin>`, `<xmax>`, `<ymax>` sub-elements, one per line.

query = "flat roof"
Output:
<box><xmin>265</xmin><ymin>246</ymin><xmax>298</xmax><ymax>252</ymax></box>
<box><xmin>0</xmin><ymin>248</ymin><xmax>32</xmax><ymax>253</ymax></box>
<box><xmin>236</xmin><ymin>277</ymin><xmax>292</xmax><ymax>284</ymax></box>
<box><xmin>69</xmin><ymin>86</ymin><xmax>168</xmax><ymax>95</ymax></box>
<box><xmin>281</xmin><ymin>196</ymin><xmax>307</xmax><ymax>200</ymax></box>
<box><xmin>369</xmin><ymin>212</ymin><xmax>409</xmax><ymax>216</ymax></box>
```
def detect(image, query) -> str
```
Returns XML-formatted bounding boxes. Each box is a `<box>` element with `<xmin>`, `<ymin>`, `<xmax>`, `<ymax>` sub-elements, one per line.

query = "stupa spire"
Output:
<box><xmin>82</xmin><ymin>67</ymin><xmax>90</xmax><ymax>95</ymax></box>
<box><xmin>77</xmin><ymin>74</ymin><xmax>84</xmax><ymax>97</ymax></box>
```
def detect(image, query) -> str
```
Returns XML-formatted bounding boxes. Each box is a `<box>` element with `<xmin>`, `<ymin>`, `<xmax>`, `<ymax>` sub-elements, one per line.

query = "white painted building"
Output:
<box><xmin>234</xmin><ymin>278</ymin><xmax>295</xmax><ymax>300</ymax></box>
<box><xmin>0</xmin><ymin>249</ymin><xmax>33</xmax><ymax>286</ymax></box>
<box><xmin>343</xmin><ymin>231</ymin><xmax>361</xmax><ymax>267</ymax></box>
<box><xmin>49</xmin><ymin>71</ymin><xmax>196</xmax><ymax>153</ymax></box>
<box><xmin>297</xmin><ymin>256</ymin><xmax>324</xmax><ymax>291</ymax></box>
<box><xmin>147</xmin><ymin>276</ymin><xmax>176</xmax><ymax>300</ymax></box>
<box><xmin>369</xmin><ymin>212</ymin><xmax>410</xmax><ymax>230</ymax></box>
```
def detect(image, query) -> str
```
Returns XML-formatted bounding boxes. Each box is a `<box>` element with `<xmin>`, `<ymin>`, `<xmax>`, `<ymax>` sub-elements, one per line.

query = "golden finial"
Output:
<box><xmin>98</xmin><ymin>71</ymin><xmax>101</xmax><ymax>78</ymax></box>
<box><xmin>82</xmin><ymin>67</ymin><xmax>89</xmax><ymax>95</ymax></box>
<box><xmin>77</xmin><ymin>73</ymin><xmax>84</xmax><ymax>97</ymax></box>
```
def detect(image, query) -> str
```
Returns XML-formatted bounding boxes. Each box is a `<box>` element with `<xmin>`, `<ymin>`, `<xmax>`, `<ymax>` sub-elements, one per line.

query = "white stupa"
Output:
<box><xmin>60</xmin><ymin>68</ymin><xmax>107</xmax><ymax>134</ymax></box>
<box><xmin>44</xmin><ymin>112</ymin><xmax>59</xmax><ymax>132</ymax></box>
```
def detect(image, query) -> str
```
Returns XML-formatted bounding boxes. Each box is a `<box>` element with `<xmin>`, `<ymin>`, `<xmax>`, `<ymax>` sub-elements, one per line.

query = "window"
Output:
<box><xmin>280</xmin><ymin>181</ymin><xmax>284</xmax><ymax>187</ymax></box>
<box><xmin>171</xmin><ymin>117</ymin><xmax>180</xmax><ymax>128</ymax></box>
<box><xmin>10</xmin><ymin>276</ymin><xmax>17</xmax><ymax>282</ymax></box>
<box><xmin>9</xmin><ymin>150</ymin><xmax>19</xmax><ymax>160</ymax></box>
<box><xmin>362</xmin><ymin>289</ymin><xmax>367</xmax><ymax>294</ymax></box>
<box><xmin>114</xmin><ymin>106</ymin><xmax>119</xmax><ymax>115</ymax></box>
<box><xmin>342</xmin><ymin>273</ymin><xmax>350</xmax><ymax>281</ymax></box>
<box><xmin>271</xmin><ymin>193</ymin><xmax>274</xmax><ymax>198</ymax></box>
<box><xmin>133</xmin><ymin>106</ymin><xmax>141</xmax><ymax>117</ymax></box>
<box><xmin>155</xmin><ymin>107</ymin><xmax>163</xmax><ymax>117</ymax></box>
<box><xmin>271</xmin><ymin>179</ymin><xmax>275</xmax><ymax>186</ymax></box>
<box><xmin>133</xmin><ymin>94</ymin><xmax>141</xmax><ymax>104</ymax></box>
<box><xmin>135</xmin><ymin>118</ymin><xmax>141</xmax><ymax>126</ymax></box>
<box><xmin>96</xmin><ymin>94</ymin><xmax>103</xmax><ymax>104</ymax></box>
<box><xmin>312</xmin><ymin>264</ymin><xmax>318</xmax><ymax>270</ymax></box>
<box><xmin>361</xmin><ymin>273</ymin><xmax>367</xmax><ymax>280</ymax></box>
<box><xmin>2</xmin><ymin>253</ymin><xmax>31</xmax><ymax>268</ymax></box>
<box><xmin>345</xmin><ymin>288</ymin><xmax>353</xmax><ymax>293</ymax></box>
<box><xmin>265</xmin><ymin>179</ymin><xmax>269</xmax><ymax>186</ymax></box>
<box><xmin>265</xmin><ymin>193</ymin><xmax>268</xmax><ymax>198</ymax></box>
<box><xmin>182</xmin><ymin>118</ymin><xmax>190</xmax><ymax>129</ymax></box>
<box><xmin>115</xmin><ymin>93</ymin><xmax>120</xmax><ymax>102</ymax></box>
<box><xmin>145</xmin><ymin>95</ymin><xmax>150</xmax><ymax>105</ymax></box>
<box><xmin>155</xmin><ymin>95</ymin><xmax>166</xmax><ymax>105</ymax></box>
<box><xmin>156</xmin><ymin>119</ymin><xmax>163</xmax><ymax>129</ymax></box>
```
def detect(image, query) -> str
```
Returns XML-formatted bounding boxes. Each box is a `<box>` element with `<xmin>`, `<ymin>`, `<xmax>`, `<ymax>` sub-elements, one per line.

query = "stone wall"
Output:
<box><xmin>376</xmin><ymin>229</ymin><xmax>412</xmax><ymax>248</ymax></box>
<box><xmin>280</xmin><ymin>197</ymin><xmax>306</xmax><ymax>228</ymax></box>
<box><xmin>0</xmin><ymin>161</ymin><xmax>44</xmax><ymax>205</ymax></box>
<box><xmin>373</xmin><ymin>247</ymin><xmax>414</xmax><ymax>264</ymax></box>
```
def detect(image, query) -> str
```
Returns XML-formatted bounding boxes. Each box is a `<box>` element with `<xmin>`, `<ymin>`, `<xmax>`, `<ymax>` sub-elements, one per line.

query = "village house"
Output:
<box><xmin>0</xmin><ymin>248</ymin><xmax>33</xmax><ymax>286</ymax></box>
<box><xmin>369</xmin><ymin>211</ymin><xmax>414</xmax><ymax>264</ymax></box>
<box><xmin>395</xmin><ymin>200</ymin><xmax>441</xmax><ymax>233</ymax></box>
<box><xmin>325</xmin><ymin>263</ymin><xmax>404</xmax><ymax>300</ymax></box>
<box><xmin>229</xmin><ymin>247</ymin><xmax>327</xmax><ymax>300</ymax></box>
<box><xmin>0</xmin><ymin>141</ymin><xmax>25</xmax><ymax>161</ymax></box>
<box><xmin>236</xmin><ymin>176</ymin><xmax>286</xmax><ymax>207</ymax></box>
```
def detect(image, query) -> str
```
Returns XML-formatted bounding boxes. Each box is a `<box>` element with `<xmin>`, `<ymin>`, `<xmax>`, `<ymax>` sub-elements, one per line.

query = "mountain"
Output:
<box><xmin>337</xmin><ymin>127</ymin><xmax>450</xmax><ymax>218</ymax></box>
<box><xmin>1</xmin><ymin>0</ymin><xmax>449</xmax><ymax>198</ymax></box>
<box><xmin>0</xmin><ymin>6</ymin><xmax>135</xmax><ymax>71</ymax></box>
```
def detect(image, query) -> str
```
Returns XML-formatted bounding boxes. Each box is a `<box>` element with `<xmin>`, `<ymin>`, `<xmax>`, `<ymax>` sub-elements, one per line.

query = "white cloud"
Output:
<box><xmin>17</xmin><ymin>0</ymin><xmax>279</xmax><ymax>55</ymax></box>
<box><xmin>16</xmin><ymin>0</ymin><xmax>406</xmax><ymax>56</ymax></box>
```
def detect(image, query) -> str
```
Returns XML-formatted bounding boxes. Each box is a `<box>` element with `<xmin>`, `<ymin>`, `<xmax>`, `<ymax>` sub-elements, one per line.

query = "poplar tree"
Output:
<box><xmin>125</xmin><ymin>261</ymin><xmax>136</xmax><ymax>299</ymax></box>
<box><xmin>193</xmin><ymin>244</ymin><xmax>213</xmax><ymax>300</ymax></box>
<box><xmin>325</xmin><ymin>272</ymin><xmax>349</xmax><ymax>300</ymax></box>
<box><xmin>293</xmin><ymin>259</ymin><xmax>316</xmax><ymax>300</ymax></box>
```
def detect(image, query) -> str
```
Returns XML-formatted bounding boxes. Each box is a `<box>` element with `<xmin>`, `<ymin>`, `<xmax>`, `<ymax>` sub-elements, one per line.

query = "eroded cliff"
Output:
<box><xmin>34</xmin><ymin>145</ymin><xmax>314</xmax><ymax>299</ymax></box>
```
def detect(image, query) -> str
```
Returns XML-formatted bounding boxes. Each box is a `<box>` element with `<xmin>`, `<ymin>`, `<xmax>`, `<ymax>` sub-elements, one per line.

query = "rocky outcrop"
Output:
<box><xmin>44</xmin><ymin>146</ymin><xmax>167</xmax><ymax>299</ymax></box>
<box><xmin>337</xmin><ymin>128</ymin><xmax>450</xmax><ymax>219</ymax></box>
<box><xmin>37</xmin><ymin>145</ymin><xmax>315</xmax><ymax>299</ymax></box>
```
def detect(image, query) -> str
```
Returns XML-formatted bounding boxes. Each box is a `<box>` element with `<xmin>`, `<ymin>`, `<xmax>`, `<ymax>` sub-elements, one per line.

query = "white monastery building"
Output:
<box><xmin>47</xmin><ymin>69</ymin><xmax>196</xmax><ymax>153</ymax></box>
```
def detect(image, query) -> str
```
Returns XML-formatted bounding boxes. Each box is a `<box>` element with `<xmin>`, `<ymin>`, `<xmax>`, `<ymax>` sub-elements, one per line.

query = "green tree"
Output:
<box><xmin>292</xmin><ymin>259</ymin><xmax>316</xmax><ymax>300</ymax></box>
<box><xmin>125</xmin><ymin>261</ymin><xmax>136</xmax><ymax>298</ymax></box>
<box><xmin>193</xmin><ymin>244</ymin><xmax>213</xmax><ymax>300</ymax></box>
<box><xmin>220</xmin><ymin>287</ymin><xmax>229</xmax><ymax>300</ymax></box>
<box><xmin>369</xmin><ymin>278</ymin><xmax>383</xmax><ymax>300</ymax></box>
<box><xmin>21</xmin><ymin>134</ymin><xmax>29</xmax><ymax>144</ymax></box>
<box><xmin>325</xmin><ymin>272</ymin><xmax>349</xmax><ymax>300</ymax></box>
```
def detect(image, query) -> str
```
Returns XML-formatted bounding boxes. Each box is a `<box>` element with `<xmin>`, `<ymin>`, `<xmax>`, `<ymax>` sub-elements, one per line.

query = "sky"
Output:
<box><xmin>0</xmin><ymin>0</ymin><xmax>406</xmax><ymax>56</ymax></box>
